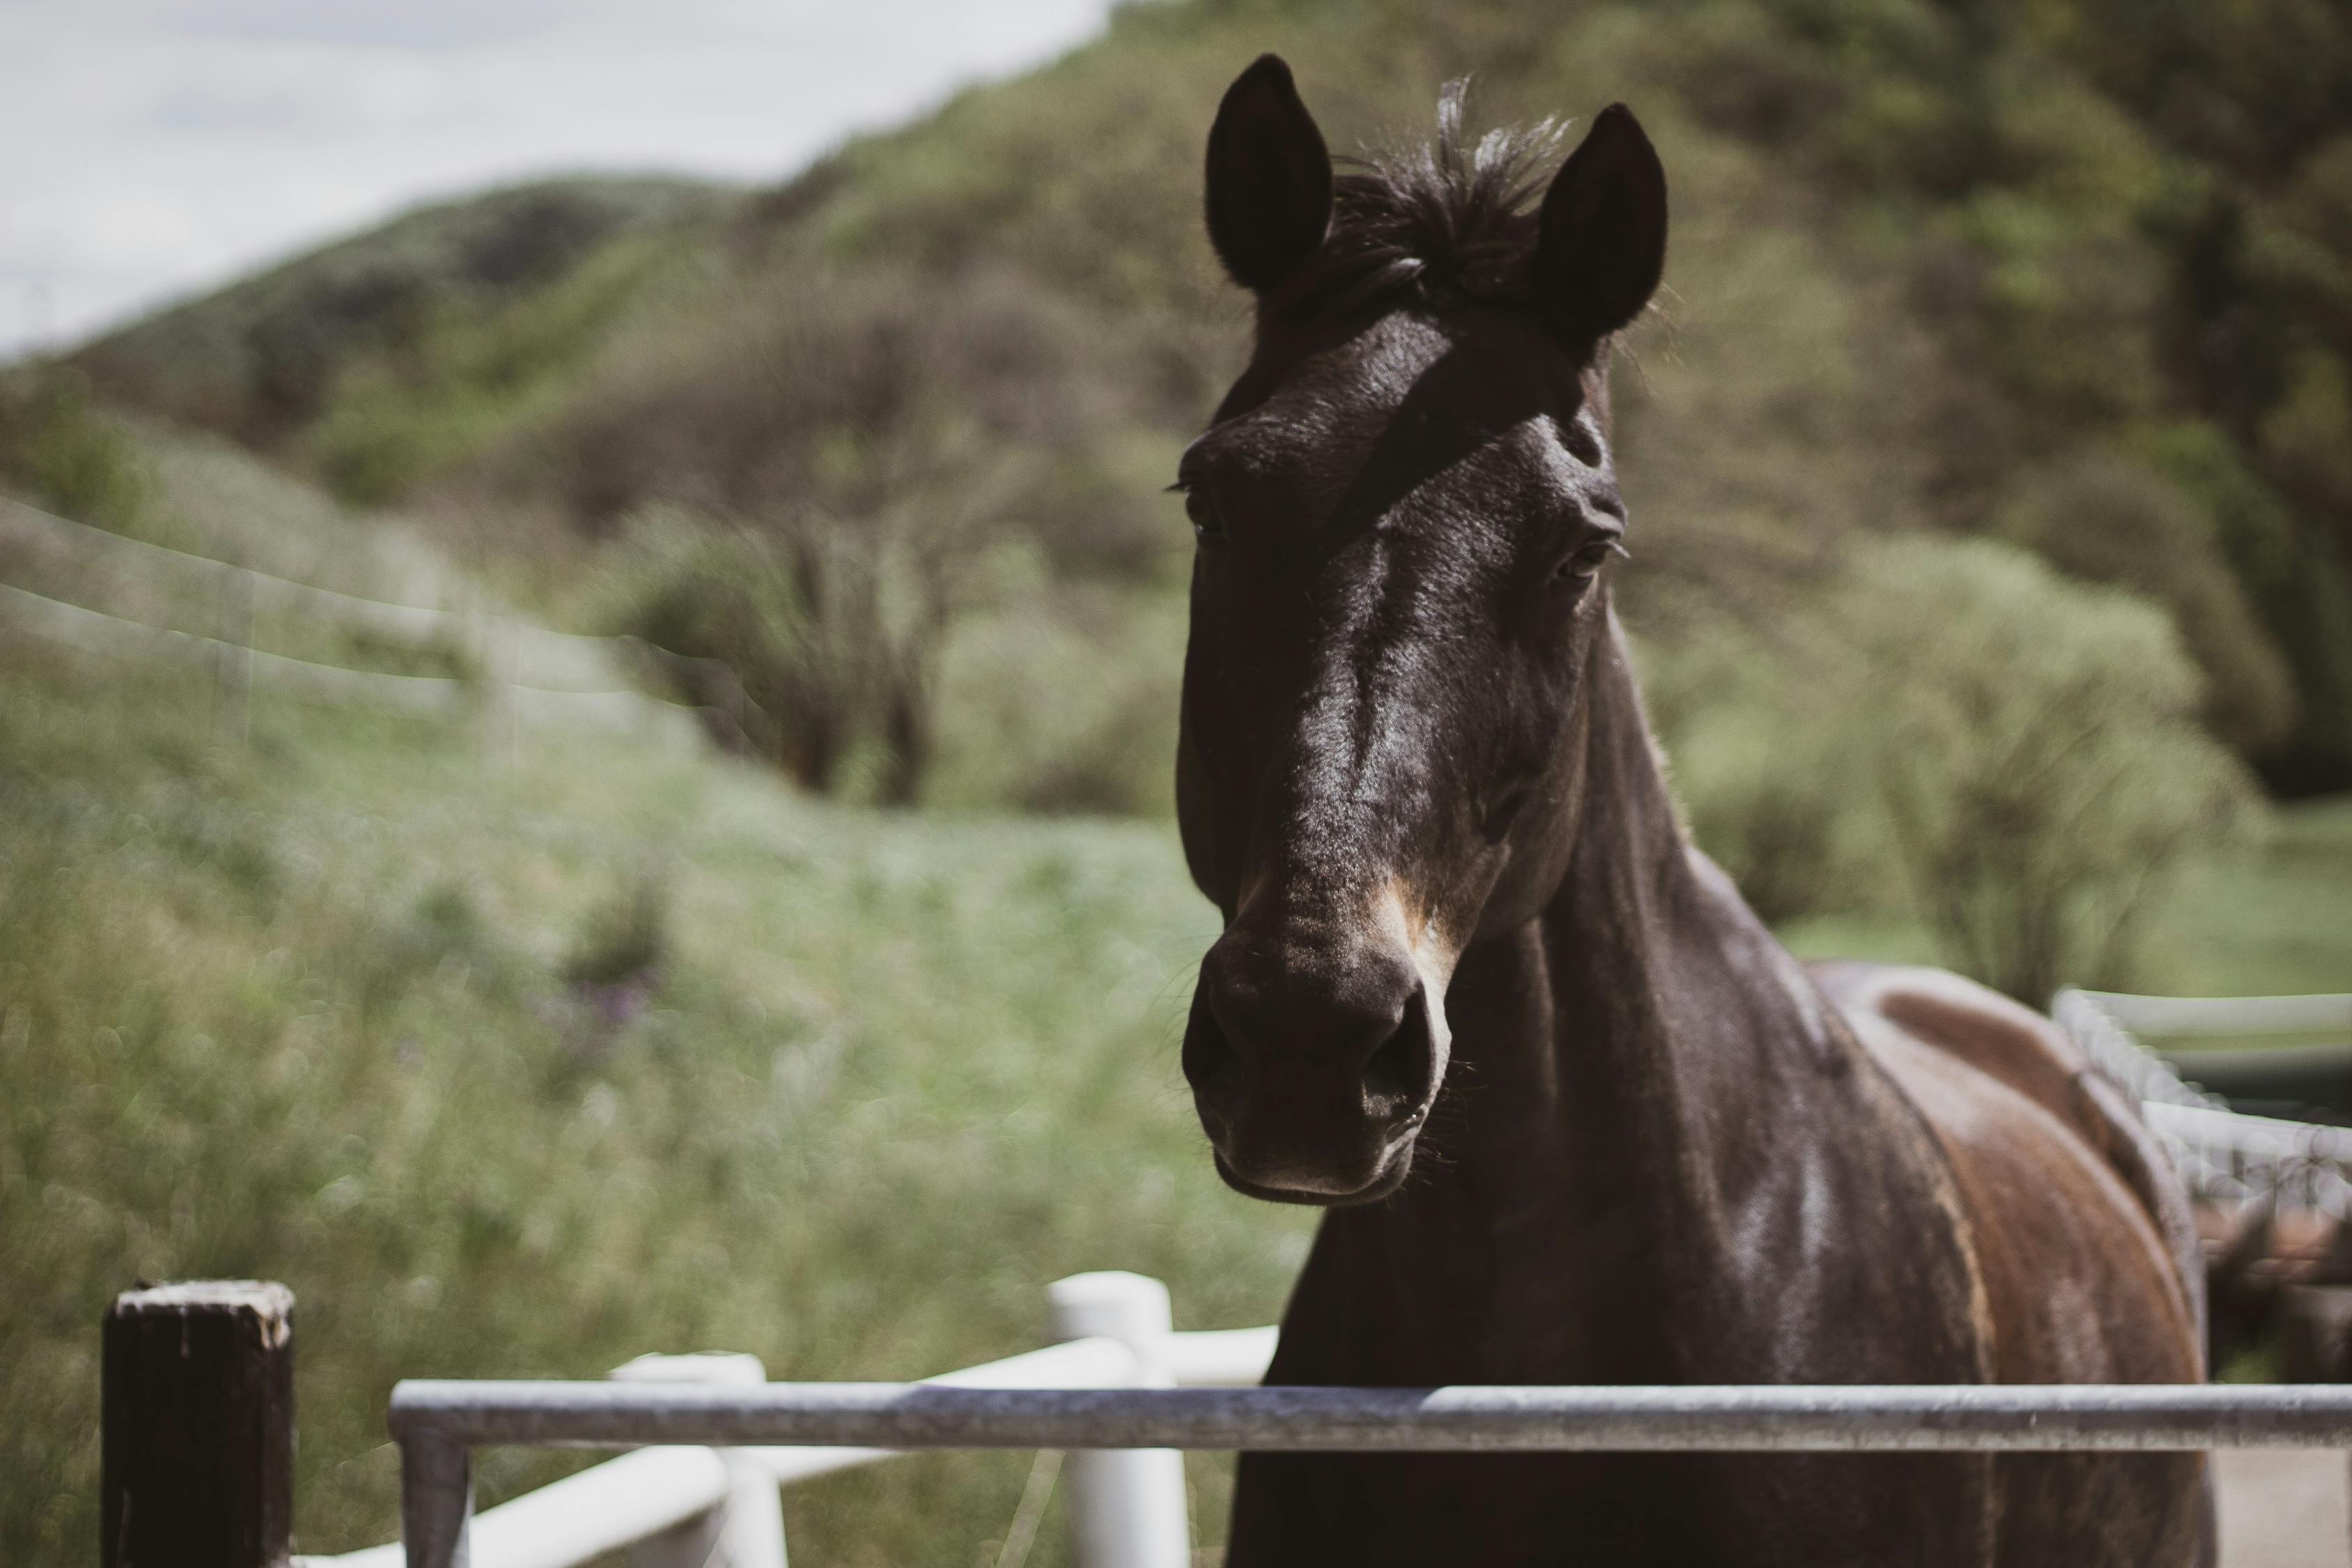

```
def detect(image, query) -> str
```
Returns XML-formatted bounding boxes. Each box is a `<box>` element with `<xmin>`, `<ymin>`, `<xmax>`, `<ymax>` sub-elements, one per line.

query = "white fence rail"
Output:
<box><xmin>2057</xmin><ymin>987</ymin><xmax>2352</xmax><ymax>1214</ymax></box>
<box><xmin>297</xmin><ymin>1273</ymin><xmax>1269</xmax><ymax>1568</ymax></box>
<box><xmin>0</xmin><ymin>495</ymin><xmax>765</xmax><ymax>756</ymax></box>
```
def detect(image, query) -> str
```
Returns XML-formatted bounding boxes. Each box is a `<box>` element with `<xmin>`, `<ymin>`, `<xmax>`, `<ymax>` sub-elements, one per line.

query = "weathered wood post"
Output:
<box><xmin>103</xmin><ymin>1280</ymin><xmax>295</xmax><ymax>1568</ymax></box>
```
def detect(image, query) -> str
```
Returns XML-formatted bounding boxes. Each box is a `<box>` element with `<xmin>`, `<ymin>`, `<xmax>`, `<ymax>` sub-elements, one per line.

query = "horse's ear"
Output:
<box><xmin>1205</xmin><ymin>55</ymin><xmax>1333</xmax><ymax>293</ymax></box>
<box><xmin>1532</xmin><ymin>105</ymin><xmax>1667</xmax><ymax>344</ymax></box>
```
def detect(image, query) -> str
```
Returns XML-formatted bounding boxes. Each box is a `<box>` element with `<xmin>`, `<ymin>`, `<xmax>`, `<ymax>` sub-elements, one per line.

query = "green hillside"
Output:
<box><xmin>73</xmin><ymin>176</ymin><xmax>736</xmax><ymax>505</ymax></box>
<box><xmin>66</xmin><ymin>0</ymin><xmax>2352</xmax><ymax>800</ymax></box>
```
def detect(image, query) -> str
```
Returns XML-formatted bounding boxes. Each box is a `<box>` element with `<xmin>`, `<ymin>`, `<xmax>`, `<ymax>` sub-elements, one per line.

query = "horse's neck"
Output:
<box><xmin>1406</xmin><ymin>622</ymin><xmax>1846</xmax><ymax>1359</ymax></box>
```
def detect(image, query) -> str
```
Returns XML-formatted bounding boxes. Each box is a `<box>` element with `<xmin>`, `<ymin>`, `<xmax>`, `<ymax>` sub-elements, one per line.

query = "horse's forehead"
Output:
<box><xmin>1216</xmin><ymin>316</ymin><xmax>1452</xmax><ymax>463</ymax></box>
<box><xmin>1217</xmin><ymin>312</ymin><xmax>1581</xmax><ymax>495</ymax></box>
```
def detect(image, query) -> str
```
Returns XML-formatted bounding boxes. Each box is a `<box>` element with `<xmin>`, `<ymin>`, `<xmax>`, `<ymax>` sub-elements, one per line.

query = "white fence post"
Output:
<box><xmin>215</xmin><ymin>564</ymin><xmax>254</xmax><ymax>751</ymax></box>
<box><xmin>1047</xmin><ymin>1273</ymin><xmax>1190</xmax><ymax>1568</ymax></box>
<box><xmin>610</xmin><ymin>1353</ymin><xmax>789</xmax><ymax>1568</ymax></box>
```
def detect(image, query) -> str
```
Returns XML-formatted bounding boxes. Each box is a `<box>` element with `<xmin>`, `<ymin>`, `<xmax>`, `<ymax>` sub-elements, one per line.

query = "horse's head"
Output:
<box><xmin>1176</xmin><ymin>58</ymin><xmax>1667</xmax><ymax>1204</ymax></box>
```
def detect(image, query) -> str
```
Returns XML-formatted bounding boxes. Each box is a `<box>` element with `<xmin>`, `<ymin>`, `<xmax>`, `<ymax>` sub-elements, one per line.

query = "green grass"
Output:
<box><xmin>2162</xmin><ymin>799</ymin><xmax>2352</xmax><ymax>999</ymax></box>
<box><xmin>6</xmin><ymin>416</ymin><xmax>2348</xmax><ymax>1567</ymax></box>
<box><xmin>0</xmin><ymin>636</ymin><xmax>1315</xmax><ymax>1565</ymax></box>
<box><xmin>1778</xmin><ymin>798</ymin><xmax>2352</xmax><ymax>1002</ymax></box>
<box><xmin>11</xmin><ymin>620</ymin><xmax>2347</xmax><ymax>1563</ymax></box>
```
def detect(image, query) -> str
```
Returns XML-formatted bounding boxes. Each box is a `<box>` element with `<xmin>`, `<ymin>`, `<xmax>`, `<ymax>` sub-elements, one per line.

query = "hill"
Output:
<box><xmin>72</xmin><ymin>176</ymin><xmax>737</xmax><ymax>505</ymax></box>
<box><xmin>62</xmin><ymin>0</ymin><xmax>2352</xmax><ymax>801</ymax></box>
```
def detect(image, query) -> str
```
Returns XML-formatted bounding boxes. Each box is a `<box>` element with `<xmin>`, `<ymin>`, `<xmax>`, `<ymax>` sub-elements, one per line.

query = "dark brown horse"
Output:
<box><xmin>1174</xmin><ymin>56</ymin><xmax>2212</xmax><ymax>1567</ymax></box>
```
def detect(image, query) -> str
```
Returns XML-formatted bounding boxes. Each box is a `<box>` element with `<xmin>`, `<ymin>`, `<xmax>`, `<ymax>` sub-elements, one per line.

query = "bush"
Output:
<box><xmin>1840</xmin><ymin>538</ymin><xmax>2256</xmax><ymax>1000</ymax></box>
<box><xmin>1991</xmin><ymin>447</ymin><xmax>2298</xmax><ymax>752</ymax></box>
<box><xmin>0</xmin><ymin>367</ymin><xmax>150</xmax><ymax>531</ymax></box>
<box><xmin>1659</xmin><ymin>536</ymin><xmax>2257</xmax><ymax>1000</ymax></box>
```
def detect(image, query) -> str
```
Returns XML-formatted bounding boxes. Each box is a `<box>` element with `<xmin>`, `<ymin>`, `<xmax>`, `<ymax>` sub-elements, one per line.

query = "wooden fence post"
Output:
<box><xmin>103</xmin><ymin>1280</ymin><xmax>295</xmax><ymax>1568</ymax></box>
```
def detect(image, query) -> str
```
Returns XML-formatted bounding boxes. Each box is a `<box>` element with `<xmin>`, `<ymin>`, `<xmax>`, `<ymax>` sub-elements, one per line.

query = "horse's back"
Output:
<box><xmin>1811</xmin><ymin>958</ymin><xmax>2204</xmax><ymax>1370</ymax></box>
<box><xmin>1813</xmin><ymin>960</ymin><xmax>2215</xmax><ymax>1567</ymax></box>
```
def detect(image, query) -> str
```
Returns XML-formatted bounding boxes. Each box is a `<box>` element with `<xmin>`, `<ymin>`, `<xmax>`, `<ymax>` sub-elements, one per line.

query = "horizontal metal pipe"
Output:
<box><xmin>389</xmin><ymin>1382</ymin><xmax>2352</xmax><ymax>1453</ymax></box>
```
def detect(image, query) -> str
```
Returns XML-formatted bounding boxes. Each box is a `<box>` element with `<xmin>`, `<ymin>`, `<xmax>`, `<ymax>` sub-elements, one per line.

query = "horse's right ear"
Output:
<box><xmin>1205</xmin><ymin>55</ymin><xmax>1332</xmax><ymax>293</ymax></box>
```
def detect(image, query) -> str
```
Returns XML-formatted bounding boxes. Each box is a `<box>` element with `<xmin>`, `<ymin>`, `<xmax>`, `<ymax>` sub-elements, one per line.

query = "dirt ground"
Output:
<box><xmin>2218</xmin><ymin>1450</ymin><xmax>2351</xmax><ymax>1567</ymax></box>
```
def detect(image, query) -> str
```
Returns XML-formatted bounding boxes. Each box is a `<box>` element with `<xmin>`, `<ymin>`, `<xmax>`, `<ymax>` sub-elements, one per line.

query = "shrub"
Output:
<box><xmin>1840</xmin><ymin>537</ymin><xmax>2254</xmax><ymax>999</ymax></box>
<box><xmin>0</xmin><ymin>367</ymin><xmax>150</xmax><ymax>532</ymax></box>
<box><xmin>1992</xmin><ymin>447</ymin><xmax>2298</xmax><ymax>752</ymax></box>
<box><xmin>1658</xmin><ymin>536</ymin><xmax>2257</xmax><ymax>1000</ymax></box>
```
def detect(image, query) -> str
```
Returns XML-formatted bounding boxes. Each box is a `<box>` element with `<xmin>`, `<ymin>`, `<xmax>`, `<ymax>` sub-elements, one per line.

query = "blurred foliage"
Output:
<box><xmin>0</xmin><ymin>366</ymin><xmax>151</xmax><ymax>532</ymax></box>
<box><xmin>1840</xmin><ymin>538</ymin><xmax>2256</xmax><ymax>1001</ymax></box>
<box><xmin>561</xmin><ymin>873</ymin><xmax>673</xmax><ymax>992</ymax></box>
<box><xmin>1652</xmin><ymin>536</ymin><xmax>2257</xmax><ymax>1000</ymax></box>
<box><xmin>1661</xmin><ymin>0</ymin><xmax>2352</xmax><ymax>790</ymax></box>
<box><xmin>0</xmin><ymin>633</ymin><xmax>1301</xmax><ymax>1567</ymax></box>
<box><xmin>70</xmin><ymin>178</ymin><xmax>728</xmax><ymax>500</ymax></box>
<box><xmin>63</xmin><ymin>0</ymin><xmax>2352</xmax><ymax>796</ymax></box>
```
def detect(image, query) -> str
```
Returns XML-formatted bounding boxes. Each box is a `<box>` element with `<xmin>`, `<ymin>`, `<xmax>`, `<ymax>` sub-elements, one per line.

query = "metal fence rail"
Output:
<box><xmin>393</xmin><ymin>1380</ymin><xmax>2352</xmax><ymax>1454</ymax></box>
<box><xmin>387</xmin><ymin>1380</ymin><xmax>2352</xmax><ymax>1568</ymax></box>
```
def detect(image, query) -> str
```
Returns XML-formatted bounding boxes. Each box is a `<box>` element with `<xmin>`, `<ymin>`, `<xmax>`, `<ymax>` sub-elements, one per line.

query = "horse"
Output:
<box><xmin>1171</xmin><ymin>56</ymin><xmax>2213</xmax><ymax>1567</ymax></box>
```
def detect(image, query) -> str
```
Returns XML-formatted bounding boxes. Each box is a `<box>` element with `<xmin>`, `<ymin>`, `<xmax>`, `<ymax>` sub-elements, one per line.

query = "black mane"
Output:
<box><xmin>1262</xmin><ymin>82</ymin><xmax>1562</xmax><ymax>325</ymax></box>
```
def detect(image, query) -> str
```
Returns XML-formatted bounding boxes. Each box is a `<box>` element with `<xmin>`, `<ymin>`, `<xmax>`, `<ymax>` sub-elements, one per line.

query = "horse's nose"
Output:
<box><xmin>1196</xmin><ymin>934</ymin><xmax>1427</xmax><ymax>1100</ymax></box>
<box><xmin>1183</xmin><ymin>929</ymin><xmax>1440</xmax><ymax>1197</ymax></box>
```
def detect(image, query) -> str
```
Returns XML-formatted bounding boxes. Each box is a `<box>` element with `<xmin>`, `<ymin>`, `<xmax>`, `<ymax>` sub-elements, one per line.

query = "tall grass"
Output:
<box><xmin>0</xmin><ymin>640</ymin><xmax>1309</xmax><ymax>1565</ymax></box>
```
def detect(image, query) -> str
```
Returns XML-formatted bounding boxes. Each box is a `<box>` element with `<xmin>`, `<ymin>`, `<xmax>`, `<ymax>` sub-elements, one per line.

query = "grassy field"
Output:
<box><xmin>0</xmin><ymin>466</ymin><xmax>1316</xmax><ymax>1568</ymax></box>
<box><xmin>10</xmin><ymin>636</ymin><xmax>2349</xmax><ymax>1567</ymax></box>
<box><xmin>6</xmin><ymin>433</ymin><xmax>2350</xmax><ymax>1565</ymax></box>
<box><xmin>1778</xmin><ymin>796</ymin><xmax>2352</xmax><ymax>1001</ymax></box>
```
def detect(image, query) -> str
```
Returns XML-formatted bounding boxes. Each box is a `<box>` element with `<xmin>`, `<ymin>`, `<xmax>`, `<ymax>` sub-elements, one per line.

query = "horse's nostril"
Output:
<box><xmin>1361</xmin><ymin>988</ymin><xmax>1436</xmax><ymax>1120</ymax></box>
<box><xmin>1181</xmin><ymin>985</ymin><xmax>1246</xmax><ymax>1102</ymax></box>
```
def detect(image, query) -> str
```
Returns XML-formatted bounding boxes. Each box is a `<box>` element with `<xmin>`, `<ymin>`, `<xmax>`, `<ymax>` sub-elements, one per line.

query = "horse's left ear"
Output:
<box><xmin>1532</xmin><ymin>105</ymin><xmax>1667</xmax><ymax>344</ymax></box>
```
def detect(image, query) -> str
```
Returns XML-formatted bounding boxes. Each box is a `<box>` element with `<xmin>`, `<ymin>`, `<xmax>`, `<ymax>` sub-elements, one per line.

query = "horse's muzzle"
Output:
<box><xmin>1181</xmin><ymin>930</ymin><xmax>1447</xmax><ymax>1205</ymax></box>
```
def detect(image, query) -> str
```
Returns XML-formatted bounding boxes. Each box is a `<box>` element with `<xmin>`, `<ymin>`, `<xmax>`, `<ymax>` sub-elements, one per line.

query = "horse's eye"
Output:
<box><xmin>1184</xmin><ymin>485</ymin><xmax>1227</xmax><ymax>547</ymax></box>
<box><xmin>1553</xmin><ymin>538</ymin><xmax>1627</xmax><ymax>584</ymax></box>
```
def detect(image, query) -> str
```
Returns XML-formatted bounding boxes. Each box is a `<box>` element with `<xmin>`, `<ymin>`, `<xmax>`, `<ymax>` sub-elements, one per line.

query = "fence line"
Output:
<box><xmin>117</xmin><ymin>1001</ymin><xmax>2352</xmax><ymax>1568</ymax></box>
<box><xmin>388</xmin><ymin>1380</ymin><xmax>2352</xmax><ymax>1455</ymax></box>
<box><xmin>2</xmin><ymin>578</ymin><xmax>466</xmax><ymax>713</ymax></box>
<box><xmin>2057</xmin><ymin>988</ymin><xmax>2352</xmax><ymax>1214</ymax></box>
<box><xmin>2079</xmin><ymin>990</ymin><xmax>2352</xmax><ymax>1040</ymax></box>
<box><xmin>1</xmin><ymin>495</ymin><xmax>459</xmax><ymax>630</ymax></box>
<box><xmin>1</xmin><ymin>493</ymin><xmax>763</xmax><ymax>704</ymax></box>
<box><xmin>1</xmin><ymin>553</ymin><xmax>766</xmax><ymax>757</ymax></box>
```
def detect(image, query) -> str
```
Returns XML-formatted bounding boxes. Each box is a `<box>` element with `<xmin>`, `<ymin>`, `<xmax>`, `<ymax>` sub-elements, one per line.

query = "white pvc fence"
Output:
<box><xmin>299</xmin><ymin>1273</ymin><xmax>1275</xmax><ymax>1568</ymax></box>
<box><xmin>0</xmin><ymin>495</ymin><xmax>760</xmax><ymax>756</ymax></box>
<box><xmin>2056</xmin><ymin>988</ymin><xmax>2352</xmax><ymax>1215</ymax></box>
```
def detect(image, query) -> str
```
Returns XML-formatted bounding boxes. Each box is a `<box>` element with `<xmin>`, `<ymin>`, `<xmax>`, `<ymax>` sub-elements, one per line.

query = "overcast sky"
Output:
<box><xmin>0</xmin><ymin>0</ymin><xmax>1119</xmax><ymax>358</ymax></box>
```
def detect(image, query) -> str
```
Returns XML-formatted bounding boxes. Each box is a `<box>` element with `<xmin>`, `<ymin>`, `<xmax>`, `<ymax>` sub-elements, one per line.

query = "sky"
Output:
<box><xmin>0</xmin><ymin>0</ymin><xmax>1120</xmax><ymax>358</ymax></box>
